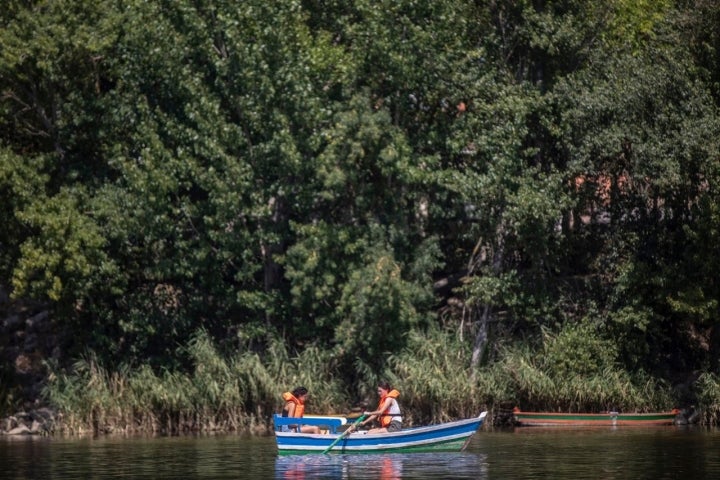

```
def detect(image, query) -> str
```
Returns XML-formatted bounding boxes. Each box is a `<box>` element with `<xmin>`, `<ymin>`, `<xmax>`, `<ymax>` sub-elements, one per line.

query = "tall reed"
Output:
<box><xmin>475</xmin><ymin>327</ymin><xmax>674</xmax><ymax>413</ymax></box>
<box><xmin>695</xmin><ymin>372</ymin><xmax>720</xmax><ymax>424</ymax></box>
<box><xmin>43</xmin><ymin>329</ymin><xmax>348</xmax><ymax>434</ymax></box>
<box><xmin>43</xmin><ymin>323</ymin><xmax>682</xmax><ymax>434</ymax></box>
<box><xmin>384</xmin><ymin>323</ymin><xmax>675</xmax><ymax>424</ymax></box>
<box><xmin>387</xmin><ymin>328</ymin><xmax>485</xmax><ymax>424</ymax></box>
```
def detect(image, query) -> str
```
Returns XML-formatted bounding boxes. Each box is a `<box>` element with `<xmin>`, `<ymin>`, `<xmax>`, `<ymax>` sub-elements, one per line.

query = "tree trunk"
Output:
<box><xmin>262</xmin><ymin>195</ymin><xmax>287</xmax><ymax>326</ymax></box>
<box><xmin>471</xmin><ymin>304</ymin><xmax>491</xmax><ymax>368</ymax></box>
<box><xmin>470</xmin><ymin>220</ymin><xmax>506</xmax><ymax>373</ymax></box>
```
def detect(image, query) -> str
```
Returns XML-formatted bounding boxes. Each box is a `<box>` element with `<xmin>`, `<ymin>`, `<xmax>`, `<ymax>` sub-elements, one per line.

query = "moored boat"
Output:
<box><xmin>273</xmin><ymin>411</ymin><xmax>487</xmax><ymax>454</ymax></box>
<box><xmin>513</xmin><ymin>408</ymin><xmax>680</xmax><ymax>427</ymax></box>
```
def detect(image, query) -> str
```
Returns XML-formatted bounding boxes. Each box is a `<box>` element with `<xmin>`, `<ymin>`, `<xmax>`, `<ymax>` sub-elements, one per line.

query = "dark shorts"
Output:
<box><xmin>386</xmin><ymin>420</ymin><xmax>402</xmax><ymax>432</ymax></box>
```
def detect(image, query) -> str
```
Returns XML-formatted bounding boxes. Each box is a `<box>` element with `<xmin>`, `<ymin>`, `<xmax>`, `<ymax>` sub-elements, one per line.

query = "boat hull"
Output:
<box><xmin>274</xmin><ymin>412</ymin><xmax>487</xmax><ymax>455</ymax></box>
<box><xmin>513</xmin><ymin>409</ymin><xmax>679</xmax><ymax>427</ymax></box>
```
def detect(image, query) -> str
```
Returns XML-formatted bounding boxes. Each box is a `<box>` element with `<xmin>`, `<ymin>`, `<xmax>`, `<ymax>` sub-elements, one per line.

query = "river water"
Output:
<box><xmin>1</xmin><ymin>426</ymin><xmax>719</xmax><ymax>479</ymax></box>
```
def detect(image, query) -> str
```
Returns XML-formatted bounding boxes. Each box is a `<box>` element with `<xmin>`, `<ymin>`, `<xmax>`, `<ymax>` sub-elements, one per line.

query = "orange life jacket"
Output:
<box><xmin>281</xmin><ymin>392</ymin><xmax>305</xmax><ymax>418</ymax></box>
<box><xmin>378</xmin><ymin>389</ymin><xmax>401</xmax><ymax>427</ymax></box>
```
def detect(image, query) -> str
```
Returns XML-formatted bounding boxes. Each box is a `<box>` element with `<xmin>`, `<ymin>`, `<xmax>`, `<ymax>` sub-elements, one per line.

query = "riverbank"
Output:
<box><xmin>0</xmin><ymin>404</ymin><xmax>702</xmax><ymax>437</ymax></box>
<box><xmin>1</xmin><ymin>407</ymin><xmax>56</xmax><ymax>435</ymax></box>
<box><xmin>2</xmin><ymin>303</ymin><xmax>718</xmax><ymax>434</ymax></box>
<box><xmin>0</xmin><ymin>405</ymin><xmax>271</xmax><ymax>436</ymax></box>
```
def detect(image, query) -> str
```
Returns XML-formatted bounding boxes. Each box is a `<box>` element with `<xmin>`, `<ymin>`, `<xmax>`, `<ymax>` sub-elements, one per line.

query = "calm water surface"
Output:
<box><xmin>2</xmin><ymin>426</ymin><xmax>719</xmax><ymax>479</ymax></box>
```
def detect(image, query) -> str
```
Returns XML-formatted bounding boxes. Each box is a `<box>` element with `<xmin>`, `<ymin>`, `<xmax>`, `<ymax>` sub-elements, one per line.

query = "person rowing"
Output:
<box><xmin>348</xmin><ymin>381</ymin><xmax>402</xmax><ymax>434</ymax></box>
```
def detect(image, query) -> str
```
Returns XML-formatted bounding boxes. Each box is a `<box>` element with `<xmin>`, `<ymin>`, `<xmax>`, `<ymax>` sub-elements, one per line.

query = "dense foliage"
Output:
<box><xmin>2</xmin><ymin>0</ymin><xmax>720</xmax><ymax>428</ymax></box>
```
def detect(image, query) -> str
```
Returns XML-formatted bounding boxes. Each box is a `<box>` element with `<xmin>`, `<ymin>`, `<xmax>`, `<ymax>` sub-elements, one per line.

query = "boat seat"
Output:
<box><xmin>272</xmin><ymin>414</ymin><xmax>347</xmax><ymax>434</ymax></box>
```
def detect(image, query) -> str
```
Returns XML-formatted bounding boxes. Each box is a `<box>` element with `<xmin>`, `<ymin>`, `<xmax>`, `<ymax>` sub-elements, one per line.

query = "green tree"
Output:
<box><xmin>556</xmin><ymin>10</ymin><xmax>720</xmax><ymax>376</ymax></box>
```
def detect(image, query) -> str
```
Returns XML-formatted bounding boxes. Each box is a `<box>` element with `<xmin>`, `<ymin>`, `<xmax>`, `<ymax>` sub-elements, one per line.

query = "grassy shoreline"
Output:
<box><xmin>33</xmin><ymin>328</ymin><xmax>720</xmax><ymax>435</ymax></box>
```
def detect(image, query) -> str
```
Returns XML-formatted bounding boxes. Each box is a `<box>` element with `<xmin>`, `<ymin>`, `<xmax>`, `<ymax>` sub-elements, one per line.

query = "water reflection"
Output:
<box><xmin>477</xmin><ymin>426</ymin><xmax>720</xmax><ymax>480</ymax></box>
<box><xmin>274</xmin><ymin>452</ymin><xmax>488</xmax><ymax>480</ymax></box>
<box><xmin>0</xmin><ymin>433</ymin><xmax>276</xmax><ymax>479</ymax></box>
<box><xmin>4</xmin><ymin>428</ymin><xmax>720</xmax><ymax>479</ymax></box>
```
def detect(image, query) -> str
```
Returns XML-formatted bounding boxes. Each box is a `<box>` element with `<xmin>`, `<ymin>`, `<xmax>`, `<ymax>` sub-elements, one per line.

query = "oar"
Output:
<box><xmin>321</xmin><ymin>414</ymin><xmax>366</xmax><ymax>454</ymax></box>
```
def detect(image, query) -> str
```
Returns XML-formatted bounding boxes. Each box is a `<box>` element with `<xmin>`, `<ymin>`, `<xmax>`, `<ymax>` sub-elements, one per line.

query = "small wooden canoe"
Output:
<box><xmin>273</xmin><ymin>411</ymin><xmax>487</xmax><ymax>454</ymax></box>
<box><xmin>513</xmin><ymin>408</ymin><xmax>680</xmax><ymax>427</ymax></box>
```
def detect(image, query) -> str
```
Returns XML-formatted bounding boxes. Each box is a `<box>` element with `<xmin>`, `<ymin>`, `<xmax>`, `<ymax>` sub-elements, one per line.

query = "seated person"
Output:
<box><xmin>281</xmin><ymin>386</ymin><xmax>321</xmax><ymax>434</ymax></box>
<box><xmin>350</xmin><ymin>382</ymin><xmax>402</xmax><ymax>433</ymax></box>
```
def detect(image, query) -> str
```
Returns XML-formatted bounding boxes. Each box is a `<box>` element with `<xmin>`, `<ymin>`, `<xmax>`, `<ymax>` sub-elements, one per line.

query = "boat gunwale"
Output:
<box><xmin>512</xmin><ymin>409</ymin><xmax>679</xmax><ymax>426</ymax></box>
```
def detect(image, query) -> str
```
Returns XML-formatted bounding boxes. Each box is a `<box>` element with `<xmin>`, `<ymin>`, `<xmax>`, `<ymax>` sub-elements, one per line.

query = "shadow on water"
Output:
<box><xmin>274</xmin><ymin>452</ymin><xmax>488</xmax><ymax>480</ymax></box>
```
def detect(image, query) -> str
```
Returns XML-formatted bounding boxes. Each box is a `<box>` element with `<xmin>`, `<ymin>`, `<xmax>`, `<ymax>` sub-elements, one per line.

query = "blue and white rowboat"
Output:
<box><xmin>273</xmin><ymin>411</ymin><xmax>487</xmax><ymax>454</ymax></box>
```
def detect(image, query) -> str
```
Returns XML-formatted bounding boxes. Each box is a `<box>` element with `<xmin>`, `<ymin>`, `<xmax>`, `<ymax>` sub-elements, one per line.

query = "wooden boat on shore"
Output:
<box><xmin>273</xmin><ymin>411</ymin><xmax>487</xmax><ymax>454</ymax></box>
<box><xmin>513</xmin><ymin>408</ymin><xmax>680</xmax><ymax>427</ymax></box>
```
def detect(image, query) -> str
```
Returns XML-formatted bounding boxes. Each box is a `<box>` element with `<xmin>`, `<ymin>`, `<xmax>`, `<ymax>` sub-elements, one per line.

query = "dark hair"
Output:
<box><xmin>378</xmin><ymin>381</ymin><xmax>392</xmax><ymax>391</ymax></box>
<box><xmin>292</xmin><ymin>386</ymin><xmax>309</xmax><ymax>397</ymax></box>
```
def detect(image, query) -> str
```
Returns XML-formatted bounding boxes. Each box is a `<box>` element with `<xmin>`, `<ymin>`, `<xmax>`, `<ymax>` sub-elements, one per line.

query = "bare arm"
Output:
<box><xmin>360</xmin><ymin>398</ymin><xmax>392</xmax><ymax>426</ymax></box>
